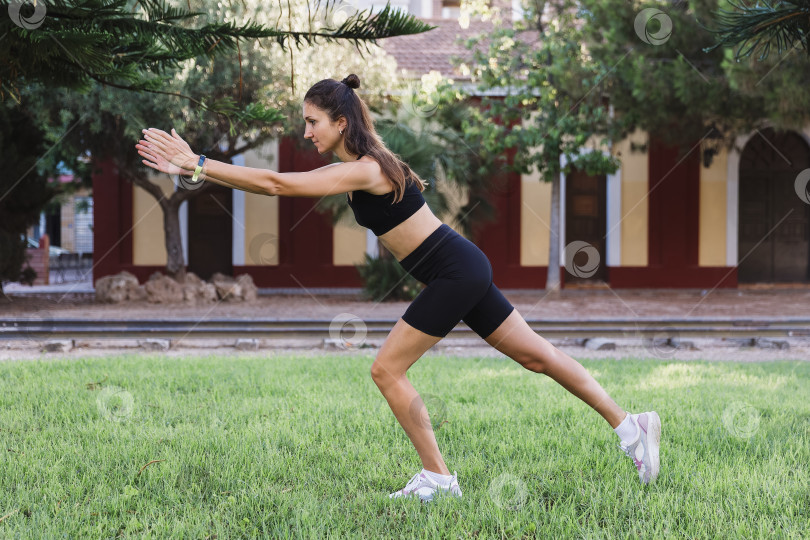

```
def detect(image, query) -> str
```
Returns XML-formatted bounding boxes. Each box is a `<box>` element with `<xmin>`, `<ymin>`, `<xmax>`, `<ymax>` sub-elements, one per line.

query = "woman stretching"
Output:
<box><xmin>136</xmin><ymin>74</ymin><xmax>661</xmax><ymax>503</ymax></box>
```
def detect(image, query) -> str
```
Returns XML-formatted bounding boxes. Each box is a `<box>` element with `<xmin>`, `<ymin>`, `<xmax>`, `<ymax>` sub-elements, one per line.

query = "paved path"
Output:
<box><xmin>4</xmin><ymin>285</ymin><xmax>810</xmax><ymax>319</ymax></box>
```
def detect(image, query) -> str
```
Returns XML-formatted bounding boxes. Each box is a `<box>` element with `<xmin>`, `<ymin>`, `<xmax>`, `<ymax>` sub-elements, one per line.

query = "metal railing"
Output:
<box><xmin>49</xmin><ymin>253</ymin><xmax>93</xmax><ymax>284</ymax></box>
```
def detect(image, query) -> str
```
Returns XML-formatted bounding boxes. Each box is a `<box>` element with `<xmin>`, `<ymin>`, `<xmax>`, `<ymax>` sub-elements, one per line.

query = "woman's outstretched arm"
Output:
<box><xmin>136</xmin><ymin>128</ymin><xmax>273</xmax><ymax>195</ymax></box>
<box><xmin>137</xmin><ymin>127</ymin><xmax>378</xmax><ymax>197</ymax></box>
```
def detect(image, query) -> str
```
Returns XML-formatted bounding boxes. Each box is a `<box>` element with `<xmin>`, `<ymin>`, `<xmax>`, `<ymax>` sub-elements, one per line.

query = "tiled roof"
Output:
<box><xmin>381</xmin><ymin>18</ymin><xmax>537</xmax><ymax>80</ymax></box>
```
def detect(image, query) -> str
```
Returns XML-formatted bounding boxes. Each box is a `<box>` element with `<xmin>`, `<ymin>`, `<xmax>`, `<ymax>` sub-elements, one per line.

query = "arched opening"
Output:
<box><xmin>738</xmin><ymin>128</ymin><xmax>810</xmax><ymax>283</ymax></box>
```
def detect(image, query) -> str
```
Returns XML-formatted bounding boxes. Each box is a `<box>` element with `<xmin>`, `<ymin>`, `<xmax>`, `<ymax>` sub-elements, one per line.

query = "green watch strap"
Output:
<box><xmin>191</xmin><ymin>154</ymin><xmax>206</xmax><ymax>183</ymax></box>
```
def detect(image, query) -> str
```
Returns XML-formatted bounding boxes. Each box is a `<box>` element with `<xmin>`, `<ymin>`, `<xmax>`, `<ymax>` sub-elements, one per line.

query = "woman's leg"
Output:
<box><xmin>484</xmin><ymin>308</ymin><xmax>627</xmax><ymax>428</ymax></box>
<box><xmin>370</xmin><ymin>317</ymin><xmax>449</xmax><ymax>474</ymax></box>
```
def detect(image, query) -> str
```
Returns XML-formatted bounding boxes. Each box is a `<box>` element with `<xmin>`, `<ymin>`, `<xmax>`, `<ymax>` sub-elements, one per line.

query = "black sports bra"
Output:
<box><xmin>347</xmin><ymin>153</ymin><xmax>426</xmax><ymax>236</ymax></box>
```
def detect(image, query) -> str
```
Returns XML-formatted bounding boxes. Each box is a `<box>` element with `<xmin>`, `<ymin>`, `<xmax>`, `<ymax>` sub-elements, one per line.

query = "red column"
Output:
<box><xmin>91</xmin><ymin>158</ymin><xmax>133</xmax><ymax>283</ymax></box>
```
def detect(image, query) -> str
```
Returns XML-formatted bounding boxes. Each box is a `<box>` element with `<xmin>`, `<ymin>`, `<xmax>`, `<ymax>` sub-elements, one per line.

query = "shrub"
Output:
<box><xmin>355</xmin><ymin>253</ymin><xmax>422</xmax><ymax>302</ymax></box>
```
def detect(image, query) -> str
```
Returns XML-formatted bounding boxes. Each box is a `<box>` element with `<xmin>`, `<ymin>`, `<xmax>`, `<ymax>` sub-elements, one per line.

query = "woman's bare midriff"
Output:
<box><xmin>378</xmin><ymin>203</ymin><xmax>443</xmax><ymax>262</ymax></box>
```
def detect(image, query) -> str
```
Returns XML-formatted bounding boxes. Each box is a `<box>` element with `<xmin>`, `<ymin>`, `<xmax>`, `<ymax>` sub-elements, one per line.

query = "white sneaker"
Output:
<box><xmin>619</xmin><ymin>411</ymin><xmax>661</xmax><ymax>484</ymax></box>
<box><xmin>389</xmin><ymin>470</ymin><xmax>463</xmax><ymax>502</ymax></box>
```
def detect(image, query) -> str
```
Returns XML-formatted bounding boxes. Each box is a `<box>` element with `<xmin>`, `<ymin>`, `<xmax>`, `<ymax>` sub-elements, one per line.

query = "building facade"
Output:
<box><xmin>91</xmin><ymin>1</ymin><xmax>810</xmax><ymax>288</ymax></box>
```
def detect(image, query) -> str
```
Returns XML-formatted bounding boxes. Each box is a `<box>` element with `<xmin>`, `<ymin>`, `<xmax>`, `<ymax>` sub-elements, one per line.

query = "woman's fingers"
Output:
<box><xmin>140</xmin><ymin>128</ymin><xmax>194</xmax><ymax>171</ymax></box>
<box><xmin>142</xmin><ymin>133</ymin><xmax>166</xmax><ymax>151</ymax></box>
<box><xmin>144</xmin><ymin>127</ymin><xmax>170</xmax><ymax>140</ymax></box>
<box><xmin>138</xmin><ymin>129</ymin><xmax>180</xmax><ymax>175</ymax></box>
<box><xmin>136</xmin><ymin>146</ymin><xmax>160</xmax><ymax>164</ymax></box>
<box><xmin>137</xmin><ymin>148</ymin><xmax>156</xmax><ymax>162</ymax></box>
<box><xmin>136</xmin><ymin>145</ymin><xmax>168</xmax><ymax>171</ymax></box>
<box><xmin>143</xmin><ymin>129</ymin><xmax>174</xmax><ymax>151</ymax></box>
<box><xmin>138</xmin><ymin>138</ymin><xmax>167</xmax><ymax>160</ymax></box>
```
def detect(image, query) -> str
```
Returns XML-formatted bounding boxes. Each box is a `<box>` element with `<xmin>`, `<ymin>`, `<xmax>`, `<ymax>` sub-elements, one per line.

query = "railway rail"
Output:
<box><xmin>2</xmin><ymin>317</ymin><xmax>809</xmax><ymax>340</ymax></box>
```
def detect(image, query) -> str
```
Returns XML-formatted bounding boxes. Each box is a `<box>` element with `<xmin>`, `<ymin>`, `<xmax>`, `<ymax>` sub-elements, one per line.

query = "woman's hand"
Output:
<box><xmin>135</xmin><ymin>128</ymin><xmax>198</xmax><ymax>176</ymax></box>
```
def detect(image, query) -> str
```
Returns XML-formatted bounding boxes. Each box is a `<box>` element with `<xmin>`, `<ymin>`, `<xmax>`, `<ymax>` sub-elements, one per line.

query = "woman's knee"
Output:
<box><xmin>370</xmin><ymin>357</ymin><xmax>403</xmax><ymax>386</ymax></box>
<box><xmin>502</xmin><ymin>335</ymin><xmax>559</xmax><ymax>374</ymax></box>
<box><xmin>511</xmin><ymin>349</ymin><xmax>547</xmax><ymax>373</ymax></box>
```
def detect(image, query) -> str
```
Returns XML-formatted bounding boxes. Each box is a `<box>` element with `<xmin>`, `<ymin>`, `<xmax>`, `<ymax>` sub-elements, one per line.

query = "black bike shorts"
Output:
<box><xmin>397</xmin><ymin>224</ymin><xmax>515</xmax><ymax>339</ymax></box>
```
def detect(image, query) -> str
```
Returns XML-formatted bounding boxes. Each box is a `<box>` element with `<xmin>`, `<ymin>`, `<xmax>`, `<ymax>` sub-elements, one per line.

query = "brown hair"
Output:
<box><xmin>303</xmin><ymin>73</ymin><xmax>427</xmax><ymax>203</ymax></box>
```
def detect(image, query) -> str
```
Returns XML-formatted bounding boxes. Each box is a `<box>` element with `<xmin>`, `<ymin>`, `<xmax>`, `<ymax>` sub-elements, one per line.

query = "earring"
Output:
<box><xmin>339</xmin><ymin>129</ymin><xmax>343</xmax><ymax>135</ymax></box>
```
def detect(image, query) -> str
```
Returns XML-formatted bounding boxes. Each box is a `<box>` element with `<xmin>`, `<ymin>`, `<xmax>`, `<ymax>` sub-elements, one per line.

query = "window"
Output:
<box><xmin>74</xmin><ymin>196</ymin><xmax>94</xmax><ymax>254</ymax></box>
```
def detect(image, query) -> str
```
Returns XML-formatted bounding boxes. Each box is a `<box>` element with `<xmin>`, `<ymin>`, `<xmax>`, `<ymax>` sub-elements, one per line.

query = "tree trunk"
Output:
<box><xmin>124</xmin><ymin>169</ymin><xmax>200</xmax><ymax>284</ymax></box>
<box><xmin>545</xmin><ymin>169</ymin><xmax>562</xmax><ymax>293</ymax></box>
<box><xmin>163</xmin><ymin>196</ymin><xmax>186</xmax><ymax>283</ymax></box>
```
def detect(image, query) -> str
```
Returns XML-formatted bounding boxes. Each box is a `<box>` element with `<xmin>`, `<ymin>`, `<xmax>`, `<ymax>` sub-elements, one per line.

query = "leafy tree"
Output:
<box><xmin>580</xmin><ymin>0</ymin><xmax>809</xmax><ymax>153</ymax></box>
<box><xmin>0</xmin><ymin>102</ymin><xmax>54</xmax><ymax>298</ymax></box>
<box><xmin>582</xmin><ymin>0</ymin><xmax>767</xmax><ymax>157</ymax></box>
<box><xmin>454</xmin><ymin>0</ymin><xmax>624</xmax><ymax>291</ymax></box>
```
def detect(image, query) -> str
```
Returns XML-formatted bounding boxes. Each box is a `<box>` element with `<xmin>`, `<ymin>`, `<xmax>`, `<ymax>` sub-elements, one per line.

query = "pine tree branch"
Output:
<box><xmin>0</xmin><ymin>0</ymin><xmax>435</xmax><ymax>123</ymax></box>
<box><xmin>703</xmin><ymin>0</ymin><xmax>810</xmax><ymax>60</ymax></box>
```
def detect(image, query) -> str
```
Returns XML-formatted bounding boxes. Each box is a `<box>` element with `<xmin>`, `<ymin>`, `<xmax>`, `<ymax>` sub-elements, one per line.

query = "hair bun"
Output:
<box><xmin>341</xmin><ymin>74</ymin><xmax>361</xmax><ymax>89</ymax></box>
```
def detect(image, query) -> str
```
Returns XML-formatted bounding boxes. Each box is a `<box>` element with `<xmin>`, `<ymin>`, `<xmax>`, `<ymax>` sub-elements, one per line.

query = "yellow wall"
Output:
<box><xmin>698</xmin><ymin>143</ymin><xmax>728</xmax><ymax>266</ymax></box>
<box><xmin>244</xmin><ymin>192</ymin><xmax>280</xmax><ymax>265</ymax></box>
<box><xmin>243</xmin><ymin>140</ymin><xmax>280</xmax><ymax>265</ymax></box>
<box><xmin>617</xmin><ymin>129</ymin><xmax>649</xmax><ymax>266</ymax></box>
<box><xmin>520</xmin><ymin>171</ymin><xmax>552</xmax><ymax>266</ymax></box>
<box><xmin>520</xmin><ymin>110</ymin><xmax>552</xmax><ymax>266</ymax></box>
<box><xmin>333</xmin><ymin>222</ymin><xmax>367</xmax><ymax>265</ymax></box>
<box><xmin>132</xmin><ymin>175</ymin><xmax>174</xmax><ymax>265</ymax></box>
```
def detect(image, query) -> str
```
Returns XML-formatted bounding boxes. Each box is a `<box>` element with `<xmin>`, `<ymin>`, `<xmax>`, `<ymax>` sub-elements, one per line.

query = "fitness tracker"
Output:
<box><xmin>191</xmin><ymin>154</ymin><xmax>206</xmax><ymax>183</ymax></box>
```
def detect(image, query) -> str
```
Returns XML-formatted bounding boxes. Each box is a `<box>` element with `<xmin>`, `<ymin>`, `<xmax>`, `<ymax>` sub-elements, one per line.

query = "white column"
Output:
<box><xmin>559</xmin><ymin>167</ymin><xmax>567</xmax><ymax>267</ymax></box>
<box><xmin>421</xmin><ymin>0</ymin><xmax>432</xmax><ymax>18</ymax></box>
<box><xmin>726</xmin><ymin>134</ymin><xmax>750</xmax><ymax>267</ymax></box>
<box><xmin>179</xmin><ymin>201</ymin><xmax>188</xmax><ymax>265</ymax></box>
<box><xmin>606</xmin><ymin>169</ymin><xmax>622</xmax><ymax>266</ymax></box>
<box><xmin>366</xmin><ymin>229</ymin><xmax>379</xmax><ymax>258</ymax></box>
<box><xmin>231</xmin><ymin>153</ymin><xmax>246</xmax><ymax>265</ymax></box>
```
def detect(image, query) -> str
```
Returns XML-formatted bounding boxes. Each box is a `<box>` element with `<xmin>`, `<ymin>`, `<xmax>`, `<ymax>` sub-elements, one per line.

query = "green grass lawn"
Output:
<box><xmin>1</xmin><ymin>352</ymin><xmax>807</xmax><ymax>538</ymax></box>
